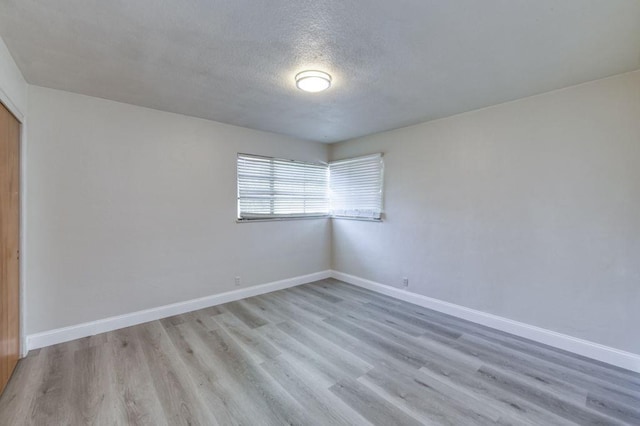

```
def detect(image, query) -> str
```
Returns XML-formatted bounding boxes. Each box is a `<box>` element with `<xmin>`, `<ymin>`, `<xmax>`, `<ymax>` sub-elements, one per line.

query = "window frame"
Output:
<box><xmin>236</xmin><ymin>153</ymin><xmax>330</xmax><ymax>222</ymax></box>
<box><xmin>329</xmin><ymin>153</ymin><xmax>384</xmax><ymax>221</ymax></box>
<box><xmin>236</xmin><ymin>152</ymin><xmax>384</xmax><ymax>223</ymax></box>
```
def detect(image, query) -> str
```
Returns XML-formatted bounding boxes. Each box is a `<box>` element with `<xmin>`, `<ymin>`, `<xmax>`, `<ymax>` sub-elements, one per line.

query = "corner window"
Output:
<box><xmin>237</xmin><ymin>153</ymin><xmax>384</xmax><ymax>221</ymax></box>
<box><xmin>329</xmin><ymin>154</ymin><xmax>384</xmax><ymax>220</ymax></box>
<box><xmin>237</xmin><ymin>154</ymin><xmax>329</xmax><ymax>220</ymax></box>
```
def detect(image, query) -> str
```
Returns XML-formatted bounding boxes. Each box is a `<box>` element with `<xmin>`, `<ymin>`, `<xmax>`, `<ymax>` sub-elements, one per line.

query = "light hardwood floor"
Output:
<box><xmin>1</xmin><ymin>279</ymin><xmax>639</xmax><ymax>425</ymax></box>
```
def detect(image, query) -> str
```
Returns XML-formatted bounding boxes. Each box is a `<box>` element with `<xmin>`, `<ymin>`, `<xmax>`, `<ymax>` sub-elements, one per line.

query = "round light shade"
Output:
<box><xmin>295</xmin><ymin>70</ymin><xmax>332</xmax><ymax>92</ymax></box>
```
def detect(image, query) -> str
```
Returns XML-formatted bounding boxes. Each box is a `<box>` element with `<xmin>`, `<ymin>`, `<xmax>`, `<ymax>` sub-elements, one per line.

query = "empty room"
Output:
<box><xmin>0</xmin><ymin>1</ymin><xmax>639</xmax><ymax>425</ymax></box>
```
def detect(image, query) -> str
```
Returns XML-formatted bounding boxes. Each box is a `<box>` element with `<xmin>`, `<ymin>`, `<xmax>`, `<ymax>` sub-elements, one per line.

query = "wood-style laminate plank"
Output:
<box><xmin>477</xmin><ymin>366</ymin><xmax>624</xmax><ymax>425</ymax></box>
<box><xmin>259</xmin><ymin>323</ymin><xmax>355</xmax><ymax>388</ymax></box>
<box><xmin>2</xmin><ymin>280</ymin><xmax>638</xmax><ymax>425</ymax></box>
<box><xmin>277</xmin><ymin>320</ymin><xmax>373</xmax><ymax>377</ymax></box>
<box><xmin>330</xmin><ymin>377</ymin><xmax>424</xmax><ymax>426</ymax></box>
<box><xmin>361</xmin><ymin>363</ymin><xmax>503</xmax><ymax>426</ymax></box>
<box><xmin>27</xmin><ymin>345</ymin><xmax>75</xmax><ymax>425</ymax></box>
<box><xmin>135</xmin><ymin>321</ymin><xmax>219</xmax><ymax>425</ymax></box>
<box><xmin>338</xmin><ymin>281</ymin><xmax>640</xmax><ymax>389</ymax></box>
<box><xmin>109</xmin><ymin>327</ymin><xmax>169</xmax><ymax>426</ymax></box>
<box><xmin>278</xmin><ymin>286</ymin><xmax>337</xmax><ymax>319</ymax></box>
<box><xmin>293</xmin><ymin>285</ymin><xmax>428</xmax><ymax>337</ymax></box>
<box><xmin>190</xmin><ymin>323</ymin><xmax>313</xmax><ymax>426</ymax></box>
<box><xmin>323</xmin><ymin>315</ymin><xmax>430</xmax><ymax>369</ymax></box>
<box><xmin>359</xmin><ymin>300</ymin><xmax>464</xmax><ymax>340</ymax></box>
<box><xmin>451</xmin><ymin>331</ymin><xmax>639</xmax><ymax>405</ymax></box>
<box><xmin>242</xmin><ymin>295</ymin><xmax>291</xmax><ymax>324</ymax></box>
<box><xmin>352</xmin><ymin>295</ymin><xmax>640</xmax><ymax>405</ymax></box>
<box><xmin>224</xmin><ymin>300</ymin><xmax>269</xmax><ymax>329</ymax></box>
<box><xmin>586</xmin><ymin>393</ymin><xmax>640</xmax><ymax>425</ymax></box>
<box><xmin>71</xmin><ymin>345</ymin><xmax>124</xmax><ymax>425</ymax></box>
<box><xmin>208</xmin><ymin>312</ymin><xmax>281</xmax><ymax>363</ymax></box>
<box><xmin>0</xmin><ymin>353</ymin><xmax>45</xmax><ymax>425</ymax></box>
<box><xmin>260</xmin><ymin>355</ymin><xmax>373</xmax><ymax>426</ymax></box>
<box><xmin>258</xmin><ymin>291</ymin><xmax>328</xmax><ymax>322</ymax></box>
<box><xmin>298</xmin><ymin>285</ymin><xmax>344</xmax><ymax>303</ymax></box>
<box><xmin>321</xmin><ymin>279</ymin><xmax>401</xmax><ymax>306</ymax></box>
<box><xmin>163</xmin><ymin>321</ymin><xmax>255</xmax><ymax>426</ymax></box>
<box><xmin>416</xmin><ymin>366</ymin><xmax>574</xmax><ymax>425</ymax></box>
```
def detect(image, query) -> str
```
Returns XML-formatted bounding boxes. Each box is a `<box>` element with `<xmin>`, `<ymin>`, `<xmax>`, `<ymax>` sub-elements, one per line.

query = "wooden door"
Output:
<box><xmin>0</xmin><ymin>101</ymin><xmax>20</xmax><ymax>394</ymax></box>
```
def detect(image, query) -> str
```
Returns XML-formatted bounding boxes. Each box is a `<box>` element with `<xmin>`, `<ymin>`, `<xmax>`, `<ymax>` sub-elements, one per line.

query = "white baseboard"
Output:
<box><xmin>330</xmin><ymin>270</ymin><xmax>640</xmax><ymax>374</ymax></box>
<box><xmin>27</xmin><ymin>270</ymin><xmax>332</xmax><ymax>351</ymax></box>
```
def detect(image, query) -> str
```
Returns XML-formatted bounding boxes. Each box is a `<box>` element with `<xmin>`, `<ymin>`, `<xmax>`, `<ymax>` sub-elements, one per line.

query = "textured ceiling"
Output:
<box><xmin>1</xmin><ymin>1</ymin><xmax>639</xmax><ymax>143</ymax></box>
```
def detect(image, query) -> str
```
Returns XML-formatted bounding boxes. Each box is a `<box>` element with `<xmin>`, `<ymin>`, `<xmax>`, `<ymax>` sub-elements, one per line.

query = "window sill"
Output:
<box><xmin>331</xmin><ymin>216</ymin><xmax>383</xmax><ymax>222</ymax></box>
<box><xmin>236</xmin><ymin>216</ymin><xmax>329</xmax><ymax>223</ymax></box>
<box><xmin>236</xmin><ymin>216</ymin><xmax>383</xmax><ymax>223</ymax></box>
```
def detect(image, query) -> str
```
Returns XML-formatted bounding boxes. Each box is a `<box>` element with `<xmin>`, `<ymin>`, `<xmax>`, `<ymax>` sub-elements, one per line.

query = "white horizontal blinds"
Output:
<box><xmin>329</xmin><ymin>153</ymin><xmax>383</xmax><ymax>219</ymax></box>
<box><xmin>237</xmin><ymin>154</ymin><xmax>329</xmax><ymax>219</ymax></box>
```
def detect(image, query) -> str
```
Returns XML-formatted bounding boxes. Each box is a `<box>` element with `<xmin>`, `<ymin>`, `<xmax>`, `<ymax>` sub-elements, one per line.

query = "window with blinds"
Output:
<box><xmin>329</xmin><ymin>153</ymin><xmax>384</xmax><ymax>219</ymax></box>
<box><xmin>237</xmin><ymin>154</ymin><xmax>329</xmax><ymax>220</ymax></box>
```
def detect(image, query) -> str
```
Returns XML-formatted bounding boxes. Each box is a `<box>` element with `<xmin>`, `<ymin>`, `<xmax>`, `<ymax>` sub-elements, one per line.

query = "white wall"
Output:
<box><xmin>0</xmin><ymin>36</ymin><xmax>27</xmax><ymax>121</ymax></box>
<box><xmin>26</xmin><ymin>85</ymin><xmax>330</xmax><ymax>334</ymax></box>
<box><xmin>331</xmin><ymin>70</ymin><xmax>640</xmax><ymax>354</ymax></box>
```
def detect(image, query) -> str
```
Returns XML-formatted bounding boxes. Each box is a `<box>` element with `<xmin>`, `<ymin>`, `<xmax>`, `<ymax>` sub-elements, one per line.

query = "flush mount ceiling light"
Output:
<box><xmin>295</xmin><ymin>70</ymin><xmax>332</xmax><ymax>93</ymax></box>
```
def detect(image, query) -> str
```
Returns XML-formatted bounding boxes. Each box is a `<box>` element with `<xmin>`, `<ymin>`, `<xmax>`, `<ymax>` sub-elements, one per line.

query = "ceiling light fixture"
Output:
<box><xmin>295</xmin><ymin>70</ymin><xmax>332</xmax><ymax>93</ymax></box>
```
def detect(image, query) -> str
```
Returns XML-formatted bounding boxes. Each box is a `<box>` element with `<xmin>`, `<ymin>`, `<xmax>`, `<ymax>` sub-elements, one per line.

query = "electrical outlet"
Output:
<box><xmin>402</xmin><ymin>277</ymin><xmax>409</xmax><ymax>288</ymax></box>
<box><xmin>234</xmin><ymin>276</ymin><xmax>241</xmax><ymax>286</ymax></box>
